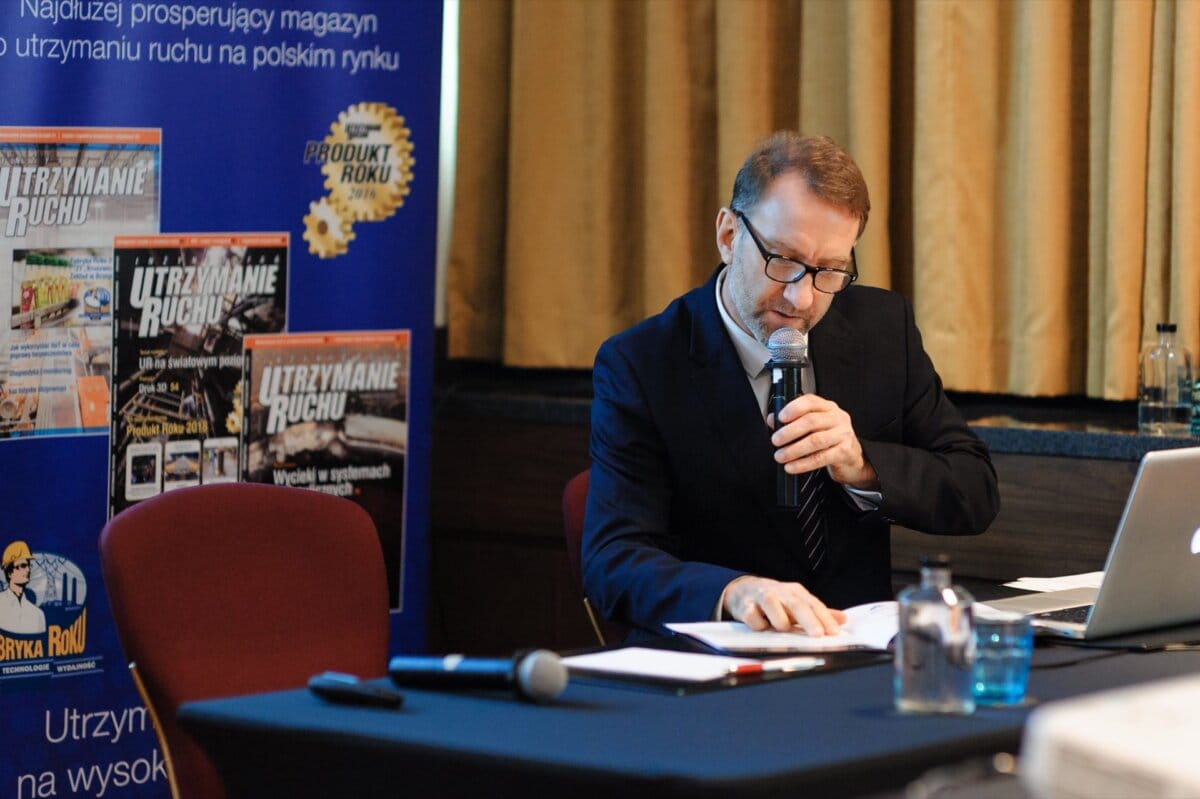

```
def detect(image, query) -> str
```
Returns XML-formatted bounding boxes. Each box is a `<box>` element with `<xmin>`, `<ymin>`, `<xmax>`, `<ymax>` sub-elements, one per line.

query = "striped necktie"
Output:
<box><xmin>766</xmin><ymin>384</ymin><xmax>827</xmax><ymax>572</ymax></box>
<box><xmin>794</xmin><ymin>467</ymin><xmax>827</xmax><ymax>571</ymax></box>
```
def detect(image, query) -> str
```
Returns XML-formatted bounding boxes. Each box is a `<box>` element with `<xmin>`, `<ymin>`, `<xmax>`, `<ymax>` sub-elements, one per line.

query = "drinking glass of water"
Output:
<box><xmin>972</xmin><ymin>615</ymin><xmax>1033</xmax><ymax>706</ymax></box>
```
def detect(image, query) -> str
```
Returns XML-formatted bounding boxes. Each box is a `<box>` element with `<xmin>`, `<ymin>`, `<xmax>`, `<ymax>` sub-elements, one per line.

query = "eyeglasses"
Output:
<box><xmin>735</xmin><ymin>210</ymin><xmax>858</xmax><ymax>294</ymax></box>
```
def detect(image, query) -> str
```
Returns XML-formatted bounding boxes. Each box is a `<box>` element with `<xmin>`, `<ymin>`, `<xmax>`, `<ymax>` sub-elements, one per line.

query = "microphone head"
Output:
<box><xmin>514</xmin><ymin>649</ymin><xmax>568</xmax><ymax>702</ymax></box>
<box><xmin>767</xmin><ymin>327</ymin><xmax>808</xmax><ymax>365</ymax></box>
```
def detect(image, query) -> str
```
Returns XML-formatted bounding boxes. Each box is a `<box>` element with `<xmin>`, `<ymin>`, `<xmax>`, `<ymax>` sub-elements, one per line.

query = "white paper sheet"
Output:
<box><xmin>562</xmin><ymin>647</ymin><xmax>759</xmax><ymax>682</ymax></box>
<box><xmin>1002</xmin><ymin>572</ymin><xmax>1105</xmax><ymax>593</ymax></box>
<box><xmin>665</xmin><ymin>601</ymin><xmax>898</xmax><ymax>653</ymax></box>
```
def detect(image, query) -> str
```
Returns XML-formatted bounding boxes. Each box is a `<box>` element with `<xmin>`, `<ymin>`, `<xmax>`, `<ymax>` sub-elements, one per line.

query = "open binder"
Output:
<box><xmin>666</xmin><ymin>600</ymin><xmax>898</xmax><ymax>654</ymax></box>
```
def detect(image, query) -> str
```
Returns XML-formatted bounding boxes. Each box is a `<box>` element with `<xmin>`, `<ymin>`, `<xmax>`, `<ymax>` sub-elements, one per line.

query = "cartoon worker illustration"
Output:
<box><xmin>0</xmin><ymin>540</ymin><xmax>46</xmax><ymax>634</ymax></box>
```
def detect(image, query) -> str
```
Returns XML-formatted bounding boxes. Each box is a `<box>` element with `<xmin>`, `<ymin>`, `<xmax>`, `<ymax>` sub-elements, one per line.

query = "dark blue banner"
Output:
<box><xmin>0</xmin><ymin>2</ymin><xmax>440</xmax><ymax>795</ymax></box>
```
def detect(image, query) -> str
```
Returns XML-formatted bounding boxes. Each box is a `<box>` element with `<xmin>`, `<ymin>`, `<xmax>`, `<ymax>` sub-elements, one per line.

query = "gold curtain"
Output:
<box><xmin>448</xmin><ymin>0</ymin><xmax>1200</xmax><ymax>399</ymax></box>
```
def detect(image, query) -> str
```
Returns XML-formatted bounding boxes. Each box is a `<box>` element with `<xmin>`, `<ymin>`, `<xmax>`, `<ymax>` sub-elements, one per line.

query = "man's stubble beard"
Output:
<box><xmin>727</xmin><ymin>261</ymin><xmax>808</xmax><ymax>347</ymax></box>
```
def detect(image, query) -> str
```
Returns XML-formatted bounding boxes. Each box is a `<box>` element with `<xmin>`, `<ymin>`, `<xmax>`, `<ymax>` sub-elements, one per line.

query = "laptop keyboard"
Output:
<box><xmin>1033</xmin><ymin>604</ymin><xmax>1092</xmax><ymax>624</ymax></box>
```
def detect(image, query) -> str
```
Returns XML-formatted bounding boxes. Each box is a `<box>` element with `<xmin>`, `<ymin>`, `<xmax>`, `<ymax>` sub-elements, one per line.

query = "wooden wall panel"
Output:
<box><xmin>432</xmin><ymin>419</ymin><xmax>591</xmax><ymax>538</ymax></box>
<box><xmin>429</xmin><ymin>417</ymin><xmax>596</xmax><ymax>654</ymax></box>
<box><xmin>891</xmin><ymin>453</ymin><xmax>1137</xmax><ymax>579</ymax></box>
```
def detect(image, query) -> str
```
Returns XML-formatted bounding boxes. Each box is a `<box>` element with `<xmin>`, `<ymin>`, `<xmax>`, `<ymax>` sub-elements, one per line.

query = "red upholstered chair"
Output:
<box><xmin>98</xmin><ymin>483</ymin><xmax>390</xmax><ymax>799</ymax></box>
<box><xmin>562</xmin><ymin>469</ymin><xmax>629</xmax><ymax>645</ymax></box>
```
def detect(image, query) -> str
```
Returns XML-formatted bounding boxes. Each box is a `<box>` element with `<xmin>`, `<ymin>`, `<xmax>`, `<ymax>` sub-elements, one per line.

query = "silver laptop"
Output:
<box><xmin>985</xmin><ymin>446</ymin><xmax>1200</xmax><ymax>640</ymax></box>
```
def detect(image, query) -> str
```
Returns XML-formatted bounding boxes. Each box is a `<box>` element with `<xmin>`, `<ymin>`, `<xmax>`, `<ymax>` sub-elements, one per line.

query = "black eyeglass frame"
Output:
<box><xmin>734</xmin><ymin>210</ymin><xmax>859</xmax><ymax>294</ymax></box>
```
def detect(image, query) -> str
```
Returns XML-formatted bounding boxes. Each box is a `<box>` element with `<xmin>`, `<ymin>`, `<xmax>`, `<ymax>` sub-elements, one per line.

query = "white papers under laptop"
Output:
<box><xmin>983</xmin><ymin>446</ymin><xmax>1200</xmax><ymax>639</ymax></box>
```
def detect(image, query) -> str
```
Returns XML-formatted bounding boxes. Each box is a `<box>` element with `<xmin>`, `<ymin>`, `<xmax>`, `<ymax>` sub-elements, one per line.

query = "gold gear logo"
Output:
<box><xmin>323</xmin><ymin>102</ymin><xmax>414</xmax><ymax>222</ymax></box>
<box><xmin>303</xmin><ymin>101</ymin><xmax>415</xmax><ymax>259</ymax></box>
<box><xmin>302</xmin><ymin>197</ymin><xmax>355</xmax><ymax>259</ymax></box>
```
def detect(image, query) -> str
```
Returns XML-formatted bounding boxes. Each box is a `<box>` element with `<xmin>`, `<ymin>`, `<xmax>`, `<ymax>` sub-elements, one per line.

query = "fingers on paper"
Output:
<box><xmin>727</xmin><ymin>576</ymin><xmax>843</xmax><ymax>636</ymax></box>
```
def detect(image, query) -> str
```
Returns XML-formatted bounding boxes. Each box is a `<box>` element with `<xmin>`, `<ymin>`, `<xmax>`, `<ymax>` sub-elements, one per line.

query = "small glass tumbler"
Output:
<box><xmin>972</xmin><ymin>615</ymin><xmax>1033</xmax><ymax>706</ymax></box>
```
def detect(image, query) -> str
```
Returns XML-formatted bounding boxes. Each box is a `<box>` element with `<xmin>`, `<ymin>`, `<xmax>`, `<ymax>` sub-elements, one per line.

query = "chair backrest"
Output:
<box><xmin>99</xmin><ymin>483</ymin><xmax>390</xmax><ymax>799</ymax></box>
<box><xmin>562</xmin><ymin>469</ymin><xmax>629</xmax><ymax>645</ymax></box>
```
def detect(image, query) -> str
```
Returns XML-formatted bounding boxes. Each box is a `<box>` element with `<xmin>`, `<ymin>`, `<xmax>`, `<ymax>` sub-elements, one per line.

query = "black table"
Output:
<box><xmin>178</xmin><ymin>642</ymin><xmax>1200</xmax><ymax>798</ymax></box>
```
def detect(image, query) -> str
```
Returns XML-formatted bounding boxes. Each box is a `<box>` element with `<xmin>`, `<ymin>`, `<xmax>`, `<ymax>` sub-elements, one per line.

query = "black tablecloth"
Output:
<box><xmin>179</xmin><ymin>642</ymin><xmax>1200</xmax><ymax>798</ymax></box>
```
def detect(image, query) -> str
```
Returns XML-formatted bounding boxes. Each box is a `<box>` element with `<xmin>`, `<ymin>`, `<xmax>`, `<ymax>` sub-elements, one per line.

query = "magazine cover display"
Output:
<box><xmin>242</xmin><ymin>330</ymin><xmax>409</xmax><ymax>609</ymax></box>
<box><xmin>109</xmin><ymin>234</ymin><xmax>288</xmax><ymax>517</ymax></box>
<box><xmin>0</xmin><ymin>128</ymin><xmax>160</xmax><ymax>440</ymax></box>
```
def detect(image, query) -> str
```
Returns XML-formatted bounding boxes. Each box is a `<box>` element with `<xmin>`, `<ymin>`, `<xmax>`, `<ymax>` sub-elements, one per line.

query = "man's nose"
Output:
<box><xmin>782</xmin><ymin>274</ymin><xmax>815</xmax><ymax>310</ymax></box>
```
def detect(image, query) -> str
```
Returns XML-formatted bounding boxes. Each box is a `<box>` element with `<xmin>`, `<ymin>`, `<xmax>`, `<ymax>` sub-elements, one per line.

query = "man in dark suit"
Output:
<box><xmin>582</xmin><ymin>132</ymin><xmax>999</xmax><ymax>636</ymax></box>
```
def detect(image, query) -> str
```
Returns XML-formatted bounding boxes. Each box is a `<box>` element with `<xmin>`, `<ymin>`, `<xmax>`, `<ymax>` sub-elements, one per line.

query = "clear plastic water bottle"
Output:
<box><xmin>894</xmin><ymin>554</ymin><xmax>976</xmax><ymax>714</ymax></box>
<box><xmin>1138</xmin><ymin>322</ymin><xmax>1193</xmax><ymax>436</ymax></box>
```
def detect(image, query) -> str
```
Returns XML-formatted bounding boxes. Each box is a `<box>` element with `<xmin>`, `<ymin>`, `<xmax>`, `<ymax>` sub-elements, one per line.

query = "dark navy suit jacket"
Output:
<box><xmin>582</xmin><ymin>268</ymin><xmax>1000</xmax><ymax>632</ymax></box>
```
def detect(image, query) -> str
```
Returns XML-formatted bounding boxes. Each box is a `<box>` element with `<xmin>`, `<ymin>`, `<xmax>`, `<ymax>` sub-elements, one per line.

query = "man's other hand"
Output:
<box><xmin>722</xmin><ymin>575</ymin><xmax>847</xmax><ymax>635</ymax></box>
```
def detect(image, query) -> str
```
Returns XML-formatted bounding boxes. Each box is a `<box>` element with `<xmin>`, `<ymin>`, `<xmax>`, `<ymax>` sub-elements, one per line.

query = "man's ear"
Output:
<box><xmin>715</xmin><ymin>207</ymin><xmax>738</xmax><ymax>264</ymax></box>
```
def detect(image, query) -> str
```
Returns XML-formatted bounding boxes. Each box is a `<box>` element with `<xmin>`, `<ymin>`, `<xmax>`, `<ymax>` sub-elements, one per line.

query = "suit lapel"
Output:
<box><xmin>686</xmin><ymin>270</ymin><xmax>777</xmax><ymax>510</ymax></box>
<box><xmin>808</xmin><ymin>297</ymin><xmax>861</xmax><ymax>413</ymax></box>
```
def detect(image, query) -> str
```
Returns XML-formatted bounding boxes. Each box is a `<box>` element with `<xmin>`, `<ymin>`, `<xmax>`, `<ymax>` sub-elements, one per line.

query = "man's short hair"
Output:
<box><xmin>730</xmin><ymin>132</ymin><xmax>870</xmax><ymax>238</ymax></box>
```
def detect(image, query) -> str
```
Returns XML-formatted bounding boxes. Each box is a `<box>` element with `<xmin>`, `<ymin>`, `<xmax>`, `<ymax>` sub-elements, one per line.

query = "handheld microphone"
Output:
<box><xmin>387</xmin><ymin>649</ymin><xmax>568</xmax><ymax>703</ymax></box>
<box><xmin>767</xmin><ymin>327</ymin><xmax>808</xmax><ymax>508</ymax></box>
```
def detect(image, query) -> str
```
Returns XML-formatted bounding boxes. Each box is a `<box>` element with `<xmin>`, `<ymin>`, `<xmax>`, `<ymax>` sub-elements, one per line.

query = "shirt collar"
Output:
<box><xmin>715</xmin><ymin>266</ymin><xmax>772</xmax><ymax>379</ymax></box>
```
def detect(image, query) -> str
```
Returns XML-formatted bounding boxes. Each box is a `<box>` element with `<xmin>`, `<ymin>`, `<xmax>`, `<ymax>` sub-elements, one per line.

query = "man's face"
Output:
<box><xmin>716</xmin><ymin>172</ymin><xmax>860</xmax><ymax>346</ymax></box>
<box><xmin>8</xmin><ymin>561</ymin><xmax>30</xmax><ymax>589</ymax></box>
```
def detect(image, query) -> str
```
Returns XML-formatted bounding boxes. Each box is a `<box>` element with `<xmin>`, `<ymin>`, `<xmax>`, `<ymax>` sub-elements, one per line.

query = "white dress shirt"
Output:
<box><xmin>0</xmin><ymin>588</ymin><xmax>46</xmax><ymax>634</ymax></box>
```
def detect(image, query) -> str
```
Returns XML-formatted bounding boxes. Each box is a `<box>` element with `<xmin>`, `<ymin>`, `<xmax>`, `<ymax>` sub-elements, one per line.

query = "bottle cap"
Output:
<box><xmin>919</xmin><ymin>553</ymin><xmax>951</xmax><ymax>569</ymax></box>
<box><xmin>1157</xmin><ymin>322</ymin><xmax>1177</xmax><ymax>333</ymax></box>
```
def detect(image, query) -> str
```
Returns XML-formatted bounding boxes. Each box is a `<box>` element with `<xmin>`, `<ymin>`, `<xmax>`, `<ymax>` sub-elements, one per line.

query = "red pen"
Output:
<box><xmin>732</xmin><ymin>656</ymin><xmax>825</xmax><ymax>675</ymax></box>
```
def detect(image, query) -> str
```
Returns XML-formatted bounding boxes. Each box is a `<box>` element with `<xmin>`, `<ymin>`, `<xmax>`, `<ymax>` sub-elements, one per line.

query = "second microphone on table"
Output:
<box><xmin>387</xmin><ymin>649</ymin><xmax>568</xmax><ymax>703</ymax></box>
